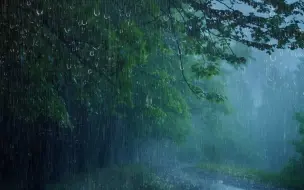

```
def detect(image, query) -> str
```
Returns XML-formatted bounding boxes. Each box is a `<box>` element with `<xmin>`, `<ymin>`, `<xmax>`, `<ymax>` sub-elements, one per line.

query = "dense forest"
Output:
<box><xmin>1</xmin><ymin>0</ymin><xmax>304</xmax><ymax>190</ymax></box>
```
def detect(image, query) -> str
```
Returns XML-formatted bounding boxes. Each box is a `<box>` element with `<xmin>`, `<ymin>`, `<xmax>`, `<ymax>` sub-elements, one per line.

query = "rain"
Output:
<box><xmin>0</xmin><ymin>0</ymin><xmax>304</xmax><ymax>190</ymax></box>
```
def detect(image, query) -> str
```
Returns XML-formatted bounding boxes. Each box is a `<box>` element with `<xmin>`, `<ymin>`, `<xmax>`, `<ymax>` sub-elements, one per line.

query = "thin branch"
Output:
<box><xmin>166</xmin><ymin>2</ymin><xmax>206</xmax><ymax>99</ymax></box>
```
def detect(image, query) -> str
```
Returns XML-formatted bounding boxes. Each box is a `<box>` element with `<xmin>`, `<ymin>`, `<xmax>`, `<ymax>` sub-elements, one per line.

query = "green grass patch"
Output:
<box><xmin>46</xmin><ymin>164</ymin><xmax>174</xmax><ymax>190</ymax></box>
<box><xmin>198</xmin><ymin>163</ymin><xmax>280</xmax><ymax>184</ymax></box>
<box><xmin>198</xmin><ymin>162</ymin><xmax>304</xmax><ymax>190</ymax></box>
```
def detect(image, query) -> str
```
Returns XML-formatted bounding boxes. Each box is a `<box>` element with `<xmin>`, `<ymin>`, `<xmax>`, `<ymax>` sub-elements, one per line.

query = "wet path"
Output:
<box><xmin>154</xmin><ymin>163</ymin><xmax>288</xmax><ymax>190</ymax></box>
<box><xmin>43</xmin><ymin>162</ymin><xmax>289</xmax><ymax>190</ymax></box>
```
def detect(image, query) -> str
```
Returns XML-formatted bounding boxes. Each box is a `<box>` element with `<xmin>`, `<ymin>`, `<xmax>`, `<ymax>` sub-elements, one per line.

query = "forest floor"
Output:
<box><xmin>45</xmin><ymin>162</ymin><xmax>289</xmax><ymax>190</ymax></box>
<box><xmin>156</xmin><ymin>163</ymin><xmax>288</xmax><ymax>190</ymax></box>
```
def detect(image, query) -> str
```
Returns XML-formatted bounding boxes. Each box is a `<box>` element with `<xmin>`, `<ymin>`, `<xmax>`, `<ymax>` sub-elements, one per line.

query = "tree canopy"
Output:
<box><xmin>1</xmin><ymin>0</ymin><xmax>304</xmax><ymax>141</ymax></box>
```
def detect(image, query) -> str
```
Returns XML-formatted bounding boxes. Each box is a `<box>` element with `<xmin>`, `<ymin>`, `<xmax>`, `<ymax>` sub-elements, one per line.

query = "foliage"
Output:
<box><xmin>293</xmin><ymin>112</ymin><xmax>304</xmax><ymax>156</ymax></box>
<box><xmin>274</xmin><ymin>112</ymin><xmax>304</xmax><ymax>190</ymax></box>
<box><xmin>274</xmin><ymin>58</ymin><xmax>304</xmax><ymax>190</ymax></box>
<box><xmin>1</xmin><ymin>0</ymin><xmax>304</xmax><ymax>140</ymax></box>
<box><xmin>178</xmin><ymin>43</ymin><xmax>258</xmax><ymax>165</ymax></box>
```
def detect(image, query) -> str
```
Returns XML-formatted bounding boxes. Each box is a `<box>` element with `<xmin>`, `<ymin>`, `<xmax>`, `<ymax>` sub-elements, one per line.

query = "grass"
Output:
<box><xmin>198</xmin><ymin>163</ymin><xmax>282</xmax><ymax>186</ymax></box>
<box><xmin>198</xmin><ymin>162</ymin><xmax>304</xmax><ymax>190</ymax></box>
<box><xmin>46</xmin><ymin>164</ymin><xmax>174</xmax><ymax>190</ymax></box>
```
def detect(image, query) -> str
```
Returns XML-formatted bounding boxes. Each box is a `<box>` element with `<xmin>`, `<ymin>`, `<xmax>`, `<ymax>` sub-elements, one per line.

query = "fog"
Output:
<box><xmin>132</xmin><ymin>45</ymin><xmax>302</xmax><ymax>171</ymax></box>
<box><xmin>101</xmin><ymin>43</ymin><xmax>304</xmax><ymax>189</ymax></box>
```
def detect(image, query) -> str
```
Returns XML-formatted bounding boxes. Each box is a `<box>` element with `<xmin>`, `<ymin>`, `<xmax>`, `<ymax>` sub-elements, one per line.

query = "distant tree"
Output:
<box><xmin>278</xmin><ymin>58</ymin><xmax>304</xmax><ymax>190</ymax></box>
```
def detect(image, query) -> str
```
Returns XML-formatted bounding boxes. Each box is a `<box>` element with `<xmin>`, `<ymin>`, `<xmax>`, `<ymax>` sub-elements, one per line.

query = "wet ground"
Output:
<box><xmin>42</xmin><ymin>162</ymin><xmax>289</xmax><ymax>190</ymax></box>
<box><xmin>155</xmin><ymin>163</ymin><xmax>288</xmax><ymax>190</ymax></box>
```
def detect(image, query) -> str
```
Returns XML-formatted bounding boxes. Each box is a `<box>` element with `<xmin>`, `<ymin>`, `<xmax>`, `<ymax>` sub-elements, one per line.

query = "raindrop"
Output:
<box><xmin>145</xmin><ymin>95</ymin><xmax>150</xmax><ymax>106</ymax></box>
<box><xmin>79</xmin><ymin>20</ymin><xmax>87</xmax><ymax>26</ymax></box>
<box><xmin>163</xmin><ymin>16</ymin><xmax>169</xmax><ymax>21</ymax></box>
<box><xmin>92</xmin><ymin>46</ymin><xmax>100</xmax><ymax>50</ymax></box>
<box><xmin>126</xmin><ymin>12</ymin><xmax>131</xmax><ymax>17</ymax></box>
<box><xmin>269</xmin><ymin>55</ymin><xmax>276</xmax><ymax>62</ymax></box>
<box><xmin>89</xmin><ymin>51</ymin><xmax>94</xmax><ymax>56</ymax></box>
<box><xmin>36</xmin><ymin>9</ymin><xmax>43</xmax><ymax>16</ymax></box>
<box><xmin>104</xmin><ymin>14</ymin><xmax>110</xmax><ymax>19</ymax></box>
<box><xmin>66</xmin><ymin>64</ymin><xmax>72</xmax><ymax>70</ymax></box>
<box><xmin>64</xmin><ymin>28</ymin><xmax>70</xmax><ymax>33</ymax></box>
<box><xmin>95</xmin><ymin>63</ymin><xmax>98</xmax><ymax>67</ymax></box>
<box><xmin>279</xmin><ymin>49</ymin><xmax>283</xmax><ymax>56</ymax></box>
<box><xmin>119</xmin><ymin>29</ymin><xmax>123</xmax><ymax>33</ymax></box>
<box><xmin>93</xmin><ymin>9</ymin><xmax>100</xmax><ymax>16</ymax></box>
<box><xmin>179</xmin><ymin>63</ymin><xmax>184</xmax><ymax>70</ymax></box>
<box><xmin>26</xmin><ymin>1</ymin><xmax>31</xmax><ymax>6</ymax></box>
<box><xmin>88</xmin><ymin>69</ymin><xmax>92</xmax><ymax>74</ymax></box>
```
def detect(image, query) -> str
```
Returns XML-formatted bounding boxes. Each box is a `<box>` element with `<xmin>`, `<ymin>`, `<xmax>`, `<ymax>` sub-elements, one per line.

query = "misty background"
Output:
<box><xmin>127</xmin><ymin>44</ymin><xmax>304</xmax><ymax>173</ymax></box>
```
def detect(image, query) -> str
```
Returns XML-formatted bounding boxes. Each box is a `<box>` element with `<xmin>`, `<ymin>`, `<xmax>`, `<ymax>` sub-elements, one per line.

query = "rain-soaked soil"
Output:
<box><xmin>154</xmin><ymin>163</ymin><xmax>288</xmax><ymax>190</ymax></box>
<box><xmin>41</xmin><ymin>162</ymin><xmax>289</xmax><ymax>190</ymax></box>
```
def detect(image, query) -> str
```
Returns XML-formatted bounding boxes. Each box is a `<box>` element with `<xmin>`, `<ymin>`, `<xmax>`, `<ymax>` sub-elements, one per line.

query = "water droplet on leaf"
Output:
<box><xmin>93</xmin><ymin>9</ymin><xmax>100</xmax><ymax>16</ymax></box>
<box><xmin>66</xmin><ymin>64</ymin><xmax>72</xmax><ymax>69</ymax></box>
<box><xmin>64</xmin><ymin>28</ymin><xmax>70</xmax><ymax>33</ymax></box>
<box><xmin>36</xmin><ymin>9</ymin><xmax>43</xmax><ymax>16</ymax></box>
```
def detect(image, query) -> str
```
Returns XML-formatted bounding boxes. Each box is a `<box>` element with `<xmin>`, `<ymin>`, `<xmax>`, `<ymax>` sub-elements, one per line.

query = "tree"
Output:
<box><xmin>275</xmin><ymin>58</ymin><xmax>304</xmax><ymax>190</ymax></box>
<box><xmin>1</xmin><ymin>0</ymin><xmax>303</xmax><ymax>127</ymax></box>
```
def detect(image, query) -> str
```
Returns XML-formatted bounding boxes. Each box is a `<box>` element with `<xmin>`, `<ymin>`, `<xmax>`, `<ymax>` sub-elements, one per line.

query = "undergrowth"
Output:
<box><xmin>46</xmin><ymin>164</ymin><xmax>174</xmax><ymax>190</ymax></box>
